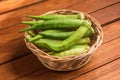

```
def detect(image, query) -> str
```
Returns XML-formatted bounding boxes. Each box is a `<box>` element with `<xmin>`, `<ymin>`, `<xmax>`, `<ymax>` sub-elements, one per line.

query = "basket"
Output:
<box><xmin>25</xmin><ymin>10</ymin><xmax>103</xmax><ymax>71</ymax></box>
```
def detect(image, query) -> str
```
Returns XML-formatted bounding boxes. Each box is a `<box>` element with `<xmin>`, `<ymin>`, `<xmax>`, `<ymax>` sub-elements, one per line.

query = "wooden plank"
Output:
<box><xmin>69</xmin><ymin>2</ymin><xmax>120</xmax><ymax>25</ymax></box>
<box><xmin>90</xmin><ymin>3</ymin><xmax>120</xmax><ymax>25</ymax></box>
<box><xmin>68</xmin><ymin>0</ymin><xmax>120</xmax><ymax>13</ymax></box>
<box><xmin>0</xmin><ymin>20</ymin><xmax>120</xmax><ymax>80</ymax></box>
<box><xmin>0</xmin><ymin>0</ymin><xmax>44</xmax><ymax>14</ymax></box>
<box><xmin>0</xmin><ymin>0</ymin><xmax>82</xmax><ymax>29</ymax></box>
<box><xmin>0</xmin><ymin>54</ymin><xmax>45</xmax><ymax>80</ymax></box>
<box><xmin>0</xmin><ymin>1</ymin><xmax>120</xmax><ymax>64</ymax></box>
<box><xmin>103</xmin><ymin>20</ymin><xmax>120</xmax><ymax>43</ymax></box>
<box><xmin>0</xmin><ymin>24</ymin><xmax>26</xmax><ymax>46</ymax></box>
<box><xmin>0</xmin><ymin>0</ymin><xmax>119</xmax><ymax>29</ymax></box>
<box><xmin>0</xmin><ymin>39</ymin><xmax>31</xmax><ymax>64</ymax></box>
<box><xmin>74</xmin><ymin>59</ymin><xmax>120</xmax><ymax>80</ymax></box>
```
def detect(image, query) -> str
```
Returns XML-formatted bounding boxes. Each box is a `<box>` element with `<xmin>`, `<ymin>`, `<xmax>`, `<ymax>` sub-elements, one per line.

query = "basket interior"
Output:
<box><xmin>25</xmin><ymin>10</ymin><xmax>103</xmax><ymax>61</ymax></box>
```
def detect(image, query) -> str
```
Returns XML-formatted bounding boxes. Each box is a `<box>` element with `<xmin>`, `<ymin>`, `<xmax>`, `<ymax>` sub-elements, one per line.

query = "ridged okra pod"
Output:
<box><xmin>34</xmin><ymin>23</ymin><xmax>90</xmax><ymax>52</ymax></box>
<box><xmin>48</xmin><ymin>45</ymin><xmax>90</xmax><ymax>57</ymax></box>
<box><xmin>20</xmin><ymin>19</ymin><xmax>89</xmax><ymax>32</ymax></box>
<box><xmin>28</xmin><ymin>13</ymin><xmax>85</xmax><ymax>20</ymax></box>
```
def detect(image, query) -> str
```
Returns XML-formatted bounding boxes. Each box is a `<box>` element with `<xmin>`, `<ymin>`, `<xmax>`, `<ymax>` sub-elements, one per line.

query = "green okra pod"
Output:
<box><xmin>59</xmin><ymin>24</ymin><xmax>89</xmax><ymax>51</ymax></box>
<box><xmin>34</xmin><ymin>23</ymin><xmax>90</xmax><ymax>52</ymax></box>
<box><xmin>33</xmin><ymin>37</ymin><xmax>91</xmax><ymax>49</ymax></box>
<box><xmin>20</xmin><ymin>19</ymin><xmax>90</xmax><ymax>32</ymax></box>
<box><xmin>27</xmin><ymin>14</ymin><xmax>85</xmax><ymax>20</ymax></box>
<box><xmin>19</xmin><ymin>20</ymin><xmax>44</xmax><ymax>32</ymax></box>
<box><xmin>26</xmin><ymin>28</ymin><xmax>94</xmax><ymax>42</ymax></box>
<box><xmin>40</xmin><ymin>29</ymin><xmax>75</xmax><ymax>39</ymax></box>
<box><xmin>33</xmin><ymin>39</ymin><xmax>61</xmax><ymax>50</ymax></box>
<box><xmin>40</xmin><ymin>28</ymin><xmax>94</xmax><ymax>39</ymax></box>
<box><xmin>48</xmin><ymin>45</ymin><xmax>90</xmax><ymax>57</ymax></box>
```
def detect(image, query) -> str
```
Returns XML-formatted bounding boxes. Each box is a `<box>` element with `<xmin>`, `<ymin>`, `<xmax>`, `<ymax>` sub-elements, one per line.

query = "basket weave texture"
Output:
<box><xmin>25</xmin><ymin>10</ymin><xmax>103</xmax><ymax>71</ymax></box>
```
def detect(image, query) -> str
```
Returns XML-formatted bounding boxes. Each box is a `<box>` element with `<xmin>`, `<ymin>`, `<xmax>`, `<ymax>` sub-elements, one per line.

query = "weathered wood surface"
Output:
<box><xmin>0</xmin><ymin>0</ymin><xmax>120</xmax><ymax>80</ymax></box>
<box><xmin>0</xmin><ymin>0</ymin><xmax>120</xmax><ymax>65</ymax></box>
<box><xmin>0</xmin><ymin>0</ymin><xmax>45</xmax><ymax>14</ymax></box>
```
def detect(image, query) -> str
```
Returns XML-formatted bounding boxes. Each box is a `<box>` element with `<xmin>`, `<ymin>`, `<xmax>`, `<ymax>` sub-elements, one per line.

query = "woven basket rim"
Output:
<box><xmin>25</xmin><ymin>9</ymin><xmax>103</xmax><ymax>62</ymax></box>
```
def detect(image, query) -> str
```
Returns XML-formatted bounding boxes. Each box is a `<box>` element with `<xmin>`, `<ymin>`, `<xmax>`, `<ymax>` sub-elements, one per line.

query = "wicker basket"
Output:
<box><xmin>25</xmin><ymin>10</ymin><xmax>103</xmax><ymax>71</ymax></box>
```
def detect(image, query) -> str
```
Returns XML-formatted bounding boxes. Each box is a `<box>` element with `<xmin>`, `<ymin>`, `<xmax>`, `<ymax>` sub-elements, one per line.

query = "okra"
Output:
<box><xmin>48</xmin><ymin>45</ymin><xmax>90</xmax><ymax>57</ymax></box>
<box><xmin>40</xmin><ymin>30</ymin><xmax>75</xmax><ymax>39</ymax></box>
<box><xmin>27</xmin><ymin>14</ymin><xmax>85</xmax><ymax>20</ymax></box>
<box><xmin>33</xmin><ymin>39</ymin><xmax>61</xmax><ymax>50</ymax></box>
<box><xmin>34</xmin><ymin>23</ymin><xmax>90</xmax><ymax>52</ymax></box>
<box><xmin>26</xmin><ymin>28</ymin><xmax>93</xmax><ymax>42</ymax></box>
<box><xmin>33</xmin><ymin>37</ymin><xmax>91</xmax><ymax>49</ymax></box>
<box><xmin>20</xmin><ymin>19</ymin><xmax>90</xmax><ymax>32</ymax></box>
<box><xmin>40</xmin><ymin>28</ymin><xmax>94</xmax><ymax>39</ymax></box>
<box><xmin>59</xmin><ymin>24</ymin><xmax>89</xmax><ymax>51</ymax></box>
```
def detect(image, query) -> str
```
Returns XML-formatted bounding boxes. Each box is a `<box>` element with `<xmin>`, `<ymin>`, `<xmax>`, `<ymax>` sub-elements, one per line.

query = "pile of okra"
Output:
<box><xmin>20</xmin><ymin>13</ymin><xmax>95</xmax><ymax>57</ymax></box>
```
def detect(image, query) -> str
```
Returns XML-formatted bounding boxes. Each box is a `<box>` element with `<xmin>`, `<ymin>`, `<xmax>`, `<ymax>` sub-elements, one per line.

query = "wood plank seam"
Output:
<box><xmin>102</xmin><ymin>36</ymin><xmax>120</xmax><ymax>45</ymax></box>
<box><xmin>0</xmin><ymin>0</ymin><xmax>48</xmax><ymax>15</ymax></box>
<box><xmin>0</xmin><ymin>0</ymin><xmax>85</xmax><ymax>30</ymax></box>
<box><xmin>0</xmin><ymin>0</ymin><xmax>84</xmax><ymax>15</ymax></box>
<box><xmin>0</xmin><ymin>0</ymin><xmax>119</xmax><ymax>30</ymax></box>
<box><xmin>0</xmin><ymin>36</ymin><xmax>24</xmax><ymax>47</ymax></box>
<box><xmin>0</xmin><ymin>53</ymin><xmax>30</xmax><ymax>65</ymax></box>
<box><xmin>89</xmin><ymin>1</ymin><xmax>120</xmax><ymax>14</ymax></box>
<box><xmin>102</xmin><ymin>17</ymin><xmax>120</xmax><ymax>26</ymax></box>
<box><xmin>15</xmin><ymin>68</ymin><xmax>47</xmax><ymax>80</ymax></box>
<box><xmin>0</xmin><ymin>14</ymin><xmax>119</xmax><ymax>31</ymax></box>
<box><xmin>62</xmin><ymin>0</ymin><xmax>85</xmax><ymax>9</ymax></box>
<box><xmin>71</xmin><ymin>54</ymin><xmax>120</xmax><ymax>80</ymax></box>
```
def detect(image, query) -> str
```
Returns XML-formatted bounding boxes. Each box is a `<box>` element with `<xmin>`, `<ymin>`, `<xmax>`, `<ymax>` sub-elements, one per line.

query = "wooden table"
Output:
<box><xmin>0</xmin><ymin>0</ymin><xmax>120</xmax><ymax>80</ymax></box>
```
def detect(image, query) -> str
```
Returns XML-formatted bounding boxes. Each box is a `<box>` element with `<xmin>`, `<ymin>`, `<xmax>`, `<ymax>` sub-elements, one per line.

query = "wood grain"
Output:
<box><xmin>74</xmin><ymin>59</ymin><xmax>120</xmax><ymax>80</ymax></box>
<box><xmin>0</xmin><ymin>20</ymin><xmax>120</xmax><ymax>80</ymax></box>
<box><xmin>0</xmin><ymin>1</ymin><xmax>120</xmax><ymax>79</ymax></box>
<box><xmin>68</xmin><ymin>0</ymin><xmax>120</xmax><ymax>13</ymax></box>
<box><xmin>90</xmin><ymin>3</ymin><xmax>120</xmax><ymax>25</ymax></box>
<box><xmin>0</xmin><ymin>0</ymin><xmax>44</xmax><ymax>14</ymax></box>
<box><xmin>0</xmin><ymin>0</ymin><xmax>119</xmax><ymax>29</ymax></box>
<box><xmin>0</xmin><ymin>54</ymin><xmax>45</xmax><ymax>80</ymax></box>
<box><xmin>0</xmin><ymin>0</ymin><xmax>82</xmax><ymax>29</ymax></box>
<box><xmin>102</xmin><ymin>20</ymin><xmax>120</xmax><ymax>43</ymax></box>
<box><xmin>0</xmin><ymin>39</ymin><xmax>31</xmax><ymax>64</ymax></box>
<box><xmin>0</xmin><ymin>1</ymin><xmax>120</xmax><ymax>65</ymax></box>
